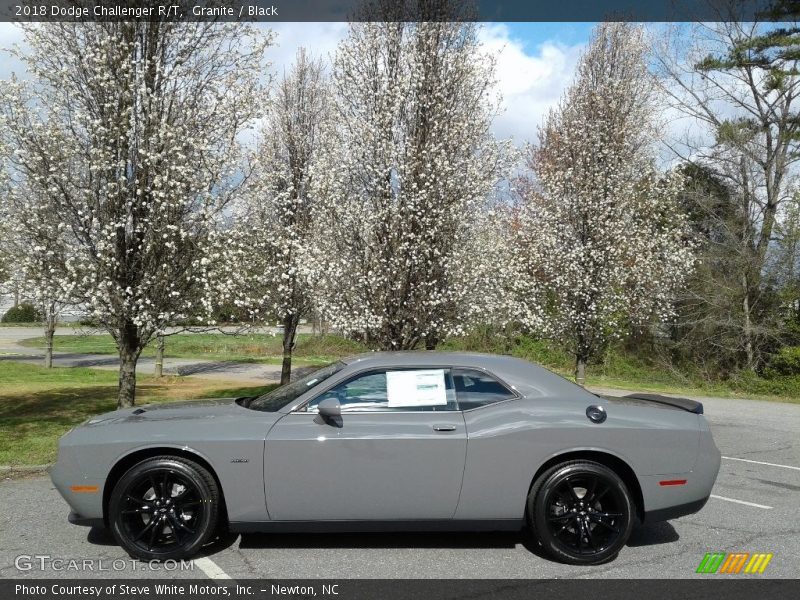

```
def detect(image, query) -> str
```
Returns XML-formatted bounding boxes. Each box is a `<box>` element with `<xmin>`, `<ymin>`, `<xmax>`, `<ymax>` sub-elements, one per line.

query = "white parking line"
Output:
<box><xmin>710</xmin><ymin>494</ymin><xmax>773</xmax><ymax>510</ymax></box>
<box><xmin>722</xmin><ymin>456</ymin><xmax>800</xmax><ymax>472</ymax></box>
<box><xmin>193</xmin><ymin>556</ymin><xmax>233</xmax><ymax>580</ymax></box>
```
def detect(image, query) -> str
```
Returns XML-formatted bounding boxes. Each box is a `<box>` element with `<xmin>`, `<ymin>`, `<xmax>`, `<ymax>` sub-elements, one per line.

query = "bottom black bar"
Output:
<box><xmin>4</xmin><ymin>579</ymin><xmax>799</xmax><ymax>600</ymax></box>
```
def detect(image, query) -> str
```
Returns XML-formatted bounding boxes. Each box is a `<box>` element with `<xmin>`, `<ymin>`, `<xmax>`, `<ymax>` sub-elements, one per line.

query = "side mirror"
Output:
<box><xmin>317</xmin><ymin>397</ymin><xmax>341</xmax><ymax>418</ymax></box>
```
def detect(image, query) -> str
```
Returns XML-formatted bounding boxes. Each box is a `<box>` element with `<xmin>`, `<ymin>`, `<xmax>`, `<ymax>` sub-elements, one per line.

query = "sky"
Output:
<box><xmin>263</xmin><ymin>21</ymin><xmax>595</xmax><ymax>144</ymax></box>
<box><xmin>0</xmin><ymin>21</ymin><xmax>596</xmax><ymax>146</ymax></box>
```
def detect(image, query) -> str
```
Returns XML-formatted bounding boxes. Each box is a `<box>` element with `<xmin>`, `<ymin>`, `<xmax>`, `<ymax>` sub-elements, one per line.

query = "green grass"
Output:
<box><xmin>0</xmin><ymin>361</ymin><xmax>276</xmax><ymax>466</ymax></box>
<box><xmin>19</xmin><ymin>333</ymin><xmax>367</xmax><ymax>366</ymax></box>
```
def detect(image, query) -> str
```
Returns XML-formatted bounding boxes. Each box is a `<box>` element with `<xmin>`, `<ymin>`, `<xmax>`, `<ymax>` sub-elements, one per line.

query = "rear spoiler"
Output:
<box><xmin>623</xmin><ymin>393</ymin><xmax>704</xmax><ymax>415</ymax></box>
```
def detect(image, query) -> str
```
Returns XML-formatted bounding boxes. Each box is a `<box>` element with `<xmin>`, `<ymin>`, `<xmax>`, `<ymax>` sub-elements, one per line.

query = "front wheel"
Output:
<box><xmin>528</xmin><ymin>460</ymin><xmax>634</xmax><ymax>565</ymax></box>
<box><xmin>109</xmin><ymin>456</ymin><xmax>219</xmax><ymax>561</ymax></box>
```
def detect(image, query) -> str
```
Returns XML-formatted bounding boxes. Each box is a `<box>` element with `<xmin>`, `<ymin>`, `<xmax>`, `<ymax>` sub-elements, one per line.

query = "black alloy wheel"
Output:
<box><xmin>109</xmin><ymin>456</ymin><xmax>219</xmax><ymax>561</ymax></box>
<box><xmin>528</xmin><ymin>460</ymin><xmax>634</xmax><ymax>565</ymax></box>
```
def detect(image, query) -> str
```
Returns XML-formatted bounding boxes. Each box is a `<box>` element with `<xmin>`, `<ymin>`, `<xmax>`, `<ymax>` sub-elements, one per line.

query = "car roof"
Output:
<box><xmin>340</xmin><ymin>351</ymin><xmax>597</xmax><ymax>400</ymax></box>
<box><xmin>343</xmin><ymin>351</ymin><xmax>526</xmax><ymax>369</ymax></box>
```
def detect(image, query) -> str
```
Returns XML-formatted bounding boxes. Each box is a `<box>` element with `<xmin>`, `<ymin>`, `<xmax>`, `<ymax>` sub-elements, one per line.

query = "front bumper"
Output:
<box><xmin>49</xmin><ymin>443</ymin><xmax>104</xmax><ymax>524</ymax></box>
<box><xmin>68</xmin><ymin>511</ymin><xmax>105</xmax><ymax>528</ymax></box>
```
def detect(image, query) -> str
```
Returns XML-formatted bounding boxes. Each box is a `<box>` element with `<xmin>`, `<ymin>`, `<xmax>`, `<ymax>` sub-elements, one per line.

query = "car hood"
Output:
<box><xmin>83</xmin><ymin>397</ymin><xmax>246</xmax><ymax>426</ymax></box>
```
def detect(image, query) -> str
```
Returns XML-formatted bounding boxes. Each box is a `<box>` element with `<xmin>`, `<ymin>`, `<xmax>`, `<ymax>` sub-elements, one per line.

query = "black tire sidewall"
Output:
<box><xmin>530</xmin><ymin>461</ymin><xmax>634</xmax><ymax>565</ymax></box>
<box><xmin>109</xmin><ymin>457</ymin><xmax>218</xmax><ymax>561</ymax></box>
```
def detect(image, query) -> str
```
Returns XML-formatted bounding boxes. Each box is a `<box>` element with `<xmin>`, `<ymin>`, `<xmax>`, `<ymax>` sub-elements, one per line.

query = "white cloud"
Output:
<box><xmin>478</xmin><ymin>23</ymin><xmax>583</xmax><ymax>145</ymax></box>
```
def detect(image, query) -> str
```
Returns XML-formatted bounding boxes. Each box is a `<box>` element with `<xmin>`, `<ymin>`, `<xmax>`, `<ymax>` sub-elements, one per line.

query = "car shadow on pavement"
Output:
<box><xmin>627</xmin><ymin>521</ymin><xmax>680</xmax><ymax>547</ymax></box>
<box><xmin>84</xmin><ymin>522</ymin><xmax>678</xmax><ymax>557</ymax></box>
<box><xmin>86</xmin><ymin>527</ymin><xmax>116</xmax><ymax>546</ymax></box>
<box><xmin>86</xmin><ymin>527</ymin><xmax>241</xmax><ymax>556</ymax></box>
<box><xmin>238</xmin><ymin>530</ymin><xmax>522</xmax><ymax>550</ymax></box>
<box><xmin>236</xmin><ymin>522</ymin><xmax>679</xmax><ymax>552</ymax></box>
<box><xmin>200</xmin><ymin>531</ymin><xmax>241</xmax><ymax>556</ymax></box>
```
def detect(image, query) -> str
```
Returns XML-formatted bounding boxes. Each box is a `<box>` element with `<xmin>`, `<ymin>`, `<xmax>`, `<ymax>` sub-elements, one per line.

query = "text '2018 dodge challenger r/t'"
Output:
<box><xmin>50</xmin><ymin>352</ymin><xmax>721</xmax><ymax>565</ymax></box>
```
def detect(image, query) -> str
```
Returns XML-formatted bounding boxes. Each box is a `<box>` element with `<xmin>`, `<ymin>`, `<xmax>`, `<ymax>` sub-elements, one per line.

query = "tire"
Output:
<box><xmin>527</xmin><ymin>460</ymin><xmax>634</xmax><ymax>565</ymax></box>
<box><xmin>109</xmin><ymin>456</ymin><xmax>219</xmax><ymax>561</ymax></box>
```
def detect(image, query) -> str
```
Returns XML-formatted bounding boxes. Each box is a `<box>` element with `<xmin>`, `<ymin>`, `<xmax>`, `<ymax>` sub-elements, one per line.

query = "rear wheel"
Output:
<box><xmin>109</xmin><ymin>456</ymin><xmax>219</xmax><ymax>561</ymax></box>
<box><xmin>528</xmin><ymin>460</ymin><xmax>634</xmax><ymax>565</ymax></box>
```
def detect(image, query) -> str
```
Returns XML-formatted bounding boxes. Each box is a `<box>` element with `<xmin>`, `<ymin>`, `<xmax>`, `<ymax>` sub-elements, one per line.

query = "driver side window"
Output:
<box><xmin>306</xmin><ymin>369</ymin><xmax>458</xmax><ymax>412</ymax></box>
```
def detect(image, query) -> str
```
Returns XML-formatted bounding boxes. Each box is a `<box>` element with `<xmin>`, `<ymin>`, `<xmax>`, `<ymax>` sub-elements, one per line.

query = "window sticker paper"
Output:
<box><xmin>386</xmin><ymin>369</ymin><xmax>447</xmax><ymax>407</ymax></box>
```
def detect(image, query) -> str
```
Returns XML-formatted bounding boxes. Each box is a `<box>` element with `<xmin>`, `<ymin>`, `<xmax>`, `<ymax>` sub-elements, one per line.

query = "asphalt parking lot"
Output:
<box><xmin>1</xmin><ymin>394</ymin><xmax>798</xmax><ymax>580</ymax></box>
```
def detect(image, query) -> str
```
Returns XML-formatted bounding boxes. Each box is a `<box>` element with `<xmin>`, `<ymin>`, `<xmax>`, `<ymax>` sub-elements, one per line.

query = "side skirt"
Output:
<box><xmin>228</xmin><ymin>519</ymin><xmax>525</xmax><ymax>534</ymax></box>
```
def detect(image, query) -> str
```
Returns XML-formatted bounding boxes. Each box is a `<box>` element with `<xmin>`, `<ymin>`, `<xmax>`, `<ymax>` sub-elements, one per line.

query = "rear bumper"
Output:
<box><xmin>639</xmin><ymin>417</ymin><xmax>721</xmax><ymax>521</ymax></box>
<box><xmin>643</xmin><ymin>496</ymin><xmax>709</xmax><ymax>522</ymax></box>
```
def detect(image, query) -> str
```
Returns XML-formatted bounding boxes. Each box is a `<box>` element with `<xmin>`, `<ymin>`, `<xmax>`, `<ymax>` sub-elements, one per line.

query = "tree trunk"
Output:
<box><xmin>154</xmin><ymin>334</ymin><xmax>165</xmax><ymax>378</ymax></box>
<box><xmin>742</xmin><ymin>274</ymin><xmax>755</xmax><ymax>372</ymax></box>
<box><xmin>281</xmin><ymin>315</ymin><xmax>299</xmax><ymax>385</ymax></box>
<box><xmin>118</xmin><ymin>350</ymin><xmax>138</xmax><ymax>408</ymax></box>
<box><xmin>13</xmin><ymin>283</ymin><xmax>19</xmax><ymax>308</ymax></box>
<box><xmin>44</xmin><ymin>318</ymin><xmax>55</xmax><ymax>369</ymax></box>
<box><xmin>425</xmin><ymin>333</ymin><xmax>438</xmax><ymax>350</ymax></box>
<box><xmin>117</xmin><ymin>321</ymin><xmax>142</xmax><ymax>408</ymax></box>
<box><xmin>575</xmin><ymin>356</ymin><xmax>587</xmax><ymax>387</ymax></box>
<box><xmin>320</xmin><ymin>316</ymin><xmax>329</xmax><ymax>336</ymax></box>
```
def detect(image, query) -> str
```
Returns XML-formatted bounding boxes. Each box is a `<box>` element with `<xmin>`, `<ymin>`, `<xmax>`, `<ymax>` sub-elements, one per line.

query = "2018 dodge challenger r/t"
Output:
<box><xmin>50</xmin><ymin>352</ymin><xmax>721</xmax><ymax>565</ymax></box>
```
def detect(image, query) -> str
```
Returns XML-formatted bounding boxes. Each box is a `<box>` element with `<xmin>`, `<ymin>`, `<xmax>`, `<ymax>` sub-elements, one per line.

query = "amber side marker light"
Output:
<box><xmin>658</xmin><ymin>479</ymin><xmax>688</xmax><ymax>486</ymax></box>
<box><xmin>70</xmin><ymin>485</ymin><xmax>99</xmax><ymax>493</ymax></box>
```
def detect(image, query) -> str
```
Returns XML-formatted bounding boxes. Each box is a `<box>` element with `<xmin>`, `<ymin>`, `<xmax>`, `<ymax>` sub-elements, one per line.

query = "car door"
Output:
<box><xmin>263</xmin><ymin>367</ymin><xmax>467</xmax><ymax>521</ymax></box>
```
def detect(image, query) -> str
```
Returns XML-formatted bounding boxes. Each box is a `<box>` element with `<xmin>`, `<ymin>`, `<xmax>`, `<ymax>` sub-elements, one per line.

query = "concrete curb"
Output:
<box><xmin>0</xmin><ymin>464</ymin><xmax>51</xmax><ymax>475</ymax></box>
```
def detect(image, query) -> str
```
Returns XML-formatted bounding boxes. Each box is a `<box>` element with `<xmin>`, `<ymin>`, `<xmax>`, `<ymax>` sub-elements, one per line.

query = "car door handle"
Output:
<box><xmin>433</xmin><ymin>425</ymin><xmax>457</xmax><ymax>432</ymax></box>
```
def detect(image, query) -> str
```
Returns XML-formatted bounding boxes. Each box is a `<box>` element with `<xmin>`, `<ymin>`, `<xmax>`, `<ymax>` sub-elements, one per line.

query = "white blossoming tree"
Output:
<box><xmin>0</xmin><ymin>22</ymin><xmax>271</xmax><ymax>406</ymax></box>
<box><xmin>0</xmin><ymin>181</ymin><xmax>73</xmax><ymax>367</ymax></box>
<box><xmin>512</xmin><ymin>22</ymin><xmax>694</xmax><ymax>385</ymax></box>
<box><xmin>220</xmin><ymin>48</ymin><xmax>329</xmax><ymax>384</ymax></box>
<box><xmin>0</xmin><ymin>241</ymin><xmax>7</xmax><ymax>305</ymax></box>
<box><xmin>303</xmin><ymin>16</ymin><xmax>512</xmax><ymax>350</ymax></box>
<box><xmin>0</xmin><ymin>151</ymin><xmax>11</xmax><ymax>305</ymax></box>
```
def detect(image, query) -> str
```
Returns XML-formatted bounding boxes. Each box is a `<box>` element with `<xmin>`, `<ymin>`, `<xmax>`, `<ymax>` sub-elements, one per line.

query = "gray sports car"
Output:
<box><xmin>50</xmin><ymin>352</ymin><xmax>721</xmax><ymax>565</ymax></box>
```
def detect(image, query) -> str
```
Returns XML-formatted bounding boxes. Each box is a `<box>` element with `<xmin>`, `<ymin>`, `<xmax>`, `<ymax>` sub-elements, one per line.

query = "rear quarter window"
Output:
<box><xmin>452</xmin><ymin>368</ymin><xmax>516</xmax><ymax>410</ymax></box>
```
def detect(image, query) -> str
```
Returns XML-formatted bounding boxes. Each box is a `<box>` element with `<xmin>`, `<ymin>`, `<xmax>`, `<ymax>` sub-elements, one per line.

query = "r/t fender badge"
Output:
<box><xmin>230</xmin><ymin>457</ymin><xmax>249</xmax><ymax>463</ymax></box>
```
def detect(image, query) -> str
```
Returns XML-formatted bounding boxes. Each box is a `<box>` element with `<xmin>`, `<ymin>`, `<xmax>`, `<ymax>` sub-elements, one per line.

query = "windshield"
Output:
<box><xmin>247</xmin><ymin>362</ymin><xmax>345</xmax><ymax>412</ymax></box>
